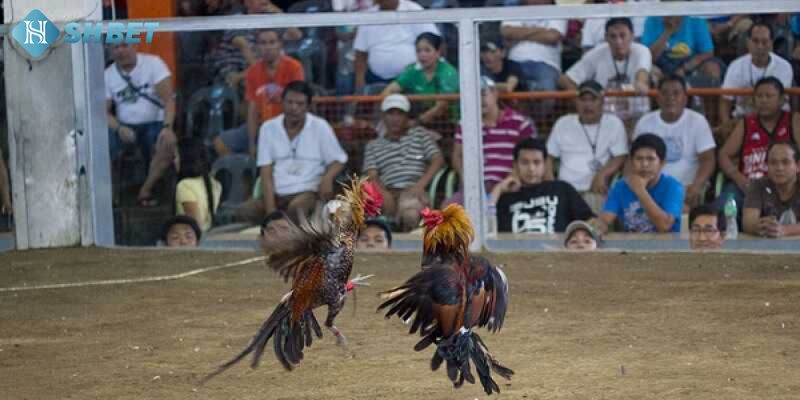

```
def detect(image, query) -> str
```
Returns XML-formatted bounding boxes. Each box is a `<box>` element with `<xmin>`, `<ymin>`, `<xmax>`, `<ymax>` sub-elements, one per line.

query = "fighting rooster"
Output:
<box><xmin>202</xmin><ymin>177</ymin><xmax>383</xmax><ymax>382</ymax></box>
<box><xmin>378</xmin><ymin>204</ymin><xmax>513</xmax><ymax>395</ymax></box>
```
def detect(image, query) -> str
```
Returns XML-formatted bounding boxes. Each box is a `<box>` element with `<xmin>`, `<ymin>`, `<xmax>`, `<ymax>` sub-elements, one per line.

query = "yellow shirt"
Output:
<box><xmin>175</xmin><ymin>176</ymin><xmax>222</xmax><ymax>231</ymax></box>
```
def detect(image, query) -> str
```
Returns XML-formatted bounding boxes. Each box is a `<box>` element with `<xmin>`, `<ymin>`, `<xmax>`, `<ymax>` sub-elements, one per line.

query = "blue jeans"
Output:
<box><xmin>517</xmin><ymin>61</ymin><xmax>560</xmax><ymax>91</ymax></box>
<box><xmin>109</xmin><ymin>121</ymin><xmax>163</xmax><ymax>160</ymax></box>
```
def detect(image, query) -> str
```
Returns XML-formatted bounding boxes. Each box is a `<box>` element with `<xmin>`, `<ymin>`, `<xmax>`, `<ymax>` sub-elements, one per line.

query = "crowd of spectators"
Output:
<box><xmin>94</xmin><ymin>0</ymin><xmax>800</xmax><ymax>250</ymax></box>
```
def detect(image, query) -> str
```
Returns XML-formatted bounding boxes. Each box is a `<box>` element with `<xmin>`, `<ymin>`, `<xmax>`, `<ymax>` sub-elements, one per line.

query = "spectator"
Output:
<box><xmin>212</xmin><ymin>0</ymin><xmax>302</xmax><ymax>89</ymax></box>
<box><xmin>580</xmin><ymin>0</ymin><xmax>660</xmax><ymax>50</ymax></box>
<box><xmin>363</xmin><ymin>94</ymin><xmax>445</xmax><ymax>231</ymax></box>
<box><xmin>105</xmin><ymin>43</ymin><xmax>177</xmax><ymax>207</ymax></box>
<box><xmin>688</xmin><ymin>203</ymin><xmax>725</xmax><ymax>251</ymax></box>
<box><xmin>562</xmin><ymin>17</ymin><xmax>651</xmax><ymax>120</ymax></box>
<box><xmin>490</xmin><ymin>138</ymin><xmax>595</xmax><ymax>234</ymax></box>
<box><xmin>546</xmin><ymin>80</ymin><xmax>628</xmax><ymax>213</ymax></box>
<box><xmin>479</xmin><ymin>39</ymin><xmax>528</xmax><ymax>93</ymax></box>
<box><xmin>633</xmin><ymin>75</ymin><xmax>716</xmax><ymax>207</ymax></box>
<box><xmin>382</xmin><ymin>33</ymin><xmax>459</xmax><ymax>124</ymax></box>
<box><xmin>213</xmin><ymin>29</ymin><xmax>305</xmax><ymax>157</ymax></box>
<box><xmin>175</xmin><ymin>137</ymin><xmax>222</xmax><ymax>232</ymax></box>
<box><xmin>0</xmin><ymin>148</ymin><xmax>10</xmax><ymax>216</ymax></box>
<box><xmin>446</xmin><ymin>77</ymin><xmax>535</xmax><ymax>205</ymax></box>
<box><xmin>718</xmin><ymin>22</ymin><xmax>794</xmax><ymax>139</ymax></box>
<box><xmin>353</xmin><ymin>0</ymin><xmax>439</xmax><ymax>91</ymax></box>
<box><xmin>718</xmin><ymin>77</ymin><xmax>800</xmax><ymax>215</ymax></box>
<box><xmin>742</xmin><ymin>142</ymin><xmax>800</xmax><ymax>238</ymax></box>
<box><xmin>247</xmin><ymin>81</ymin><xmax>348</xmax><ymax>224</ymax></box>
<box><xmin>161</xmin><ymin>215</ymin><xmax>201</xmax><ymax>248</ymax></box>
<box><xmin>642</xmin><ymin>15</ymin><xmax>722</xmax><ymax>85</ymax></box>
<box><xmin>500</xmin><ymin>0</ymin><xmax>567</xmax><ymax>91</ymax></box>
<box><xmin>356</xmin><ymin>218</ymin><xmax>393</xmax><ymax>251</ymax></box>
<box><xmin>563</xmin><ymin>220</ymin><xmax>602</xmax><ymax>250</ymax></box>
<box><xmin>598</xmin><ymin>134</ymin><xmax>684</xmax><ymax>234</ymax></box>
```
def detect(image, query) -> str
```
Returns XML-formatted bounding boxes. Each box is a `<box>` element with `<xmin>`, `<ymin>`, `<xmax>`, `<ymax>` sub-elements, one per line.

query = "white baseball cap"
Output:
<box><xmin>381</xmin><ymin>94</ymin><xmax>411</xmax><ymax>113</ymax></box>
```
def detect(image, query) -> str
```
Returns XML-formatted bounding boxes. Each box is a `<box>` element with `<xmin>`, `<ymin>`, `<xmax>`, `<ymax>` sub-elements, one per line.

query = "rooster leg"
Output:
<box><xmin>324</xmin><ymin>302</ymin><xmax>348</xmax><ymax>349</ymax></box>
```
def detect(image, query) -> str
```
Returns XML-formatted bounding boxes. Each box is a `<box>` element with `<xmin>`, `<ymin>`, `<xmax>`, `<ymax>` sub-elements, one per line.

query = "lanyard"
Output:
<box><xmin>579</xmin><ymin>118</ymin><xmax>601</xmax><ymax>158</ymax></box>
<box><xmin>611</xmin><ymin>53</ymin><xmax>630</xmax><ymax>83</ymax></box>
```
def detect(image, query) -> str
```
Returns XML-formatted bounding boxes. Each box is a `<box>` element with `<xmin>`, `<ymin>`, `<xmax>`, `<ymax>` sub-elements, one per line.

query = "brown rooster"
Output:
<box><xmin>202</xmin><ymin>177</ymin><xmax>383</xmax><ymax>382</ymax></box>
<box><xmin>378</xmin><ymin>204</ymin><xmax>513</xmax><ymax>395</ymax></box>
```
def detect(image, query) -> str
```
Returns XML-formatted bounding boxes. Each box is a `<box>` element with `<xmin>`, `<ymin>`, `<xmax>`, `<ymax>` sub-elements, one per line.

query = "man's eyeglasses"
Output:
<box><xmin>689</xmin><ymin>226</ymin><xmax>720</xmax><ymax>235</ymax></box>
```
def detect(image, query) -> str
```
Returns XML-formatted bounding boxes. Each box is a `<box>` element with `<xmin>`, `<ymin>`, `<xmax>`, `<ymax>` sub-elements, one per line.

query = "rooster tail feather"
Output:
<box><xmin>201</xmin><ymin>294</ymin><xmax>323</xmax><ymax>384</ymax></box>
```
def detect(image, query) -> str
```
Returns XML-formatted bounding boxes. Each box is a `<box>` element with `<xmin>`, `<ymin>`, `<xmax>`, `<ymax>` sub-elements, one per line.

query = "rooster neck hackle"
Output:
<box><xmin>422</xmin><ymin>204</ymin><xmax>475</xmax><ymax>264</ymax></box>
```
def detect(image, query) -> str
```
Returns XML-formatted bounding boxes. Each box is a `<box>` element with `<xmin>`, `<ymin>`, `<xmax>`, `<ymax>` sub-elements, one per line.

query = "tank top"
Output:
<box><xmin>740</xmin><ymin>111</ymin><xmax>793</xmax><ymax>180</ymax></box>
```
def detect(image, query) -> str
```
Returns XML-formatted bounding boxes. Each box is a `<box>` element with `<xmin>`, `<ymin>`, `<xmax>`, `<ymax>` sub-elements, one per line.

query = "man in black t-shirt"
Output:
<box><xmin>490</xmin><ymin>138</ymin><xmax>595</xmax><ymax>233</ymax></box>
<box><xmin>480</xmin><ymin>39</ymin><xmax>528</xmax><ymax>93</ymax></box>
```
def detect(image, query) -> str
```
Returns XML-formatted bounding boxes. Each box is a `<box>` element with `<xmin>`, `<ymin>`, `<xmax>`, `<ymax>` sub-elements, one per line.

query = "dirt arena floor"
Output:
<box><xmin>1</xmin><ymin>248</ymin><xmax>799</xmax><ymax>399</ymax></box>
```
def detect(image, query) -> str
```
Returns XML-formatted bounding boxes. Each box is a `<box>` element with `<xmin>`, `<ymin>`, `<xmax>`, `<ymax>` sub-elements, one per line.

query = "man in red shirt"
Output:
<box><xmin>718</xmin><ymin>77</ymin><xmax>800</xmax><ymax>214</ymax></box>
<box><xmin>213</xmin><ymin>29</ymin><xmax>304</xmax><ymax>157</ymax></box>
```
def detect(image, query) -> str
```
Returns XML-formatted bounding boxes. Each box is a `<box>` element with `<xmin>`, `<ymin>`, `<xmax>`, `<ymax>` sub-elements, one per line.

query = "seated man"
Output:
<box><xmin>479</xmin><ymin>39</ymin><xmax>528</xmax><ymax>93</ymax></box>
<box><xmin>161</xmin><ymin>215</ymin><xmax>201</xmax><ymax>247</ymax></box>
<box><xmin>254</xmin><ymin>81</ymin><xmax>347</xmax><ymax>223</ymax></box>
<box><xmin>598</xmin><ymin>134</ymin><xmax>684</xmax><ymax>234</ymax></box>
<box><xmin>718</xmin><ymin>77</ymin><xmax>800</xmax><ymax>214</ymax></box>
<box><xmin>363</xmin><ymin>94</ymin><xmax>445</xmax><ymax>231</ymax></box>
<box><xmin>718</xmin><ymin>22</ymin><xmax>794</xmax><ymax>140</ymax></box>
<box><xmin>742</xmin><ymin>142</ymin><xmax>800</xmax><ymax>238</ymax></box>
<box><xmin>563</xmin><ymin>220</ymin><xmax>602</xmax><ymax>251</ymax></box>
<box><xmin>490</xmin><ymin>138</ymin><xmax>595</xmax><ymax>234</ymax></box>
<box><xmin>356</xmin><ymin>218</ymin><xmax>393</xmax><ymax>251</ymax></box>
<box><xmin>633</xmin><ymin>75</ymin><xmax>716</xmax><ymax>207</ymax></box>
<box><xmin>447</xmin><ymin>76</ymin><xmax>535</xmax><ymax>205</ymax></box>
<box><xmin>0</xmin><ymin>148</ymin><xmax>10</xmax><ymax>216</ymax></box>
<box><xmin>562</xmin><ymin>18</ymin><xmax>651</xmax><ymax>120</ymax></box>
<box><xmin>105</xmin><ymin>43</ymin><xmax>177</xmax><ymax>207</ymax></box>
<box><xmin>642</xmin><ymin>15</ymin><xmax>721</xmax><ymax>85</ymax></box>
<box><xmin>546</xmin><ymin>80</ymin><xmax>628</xmax><ymax>213</ymax></box>
<box><xmin>688</xmin><ymin>203</ymin><xmax>726</xmax><ymax>251</ymax></box>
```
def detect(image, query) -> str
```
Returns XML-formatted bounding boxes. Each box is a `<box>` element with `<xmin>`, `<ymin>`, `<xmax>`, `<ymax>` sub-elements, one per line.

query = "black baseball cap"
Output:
<box><xmin>578</xmin><ymin>80</ymin><xmax>604</xmax><ymax>97</ymax></box>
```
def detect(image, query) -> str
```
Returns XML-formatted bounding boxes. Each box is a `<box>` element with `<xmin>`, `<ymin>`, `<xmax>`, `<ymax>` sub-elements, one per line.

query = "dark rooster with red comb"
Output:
<box><xmin>202</xmin><ymin>176</ymin><xmax>383</xmax><ymax>382</ymax></box>
<box><xmin>379</xmin><ymin>204</ymin><xmax>513</xmax><ymax>395</ymax></box>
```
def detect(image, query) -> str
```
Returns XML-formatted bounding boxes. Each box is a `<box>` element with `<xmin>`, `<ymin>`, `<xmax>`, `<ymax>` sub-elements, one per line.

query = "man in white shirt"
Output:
<box><xmin>500</xmin><ymin>0</ymin><xmax>567</xmax><ymax>91</ymax></box>
<box><xmin>105</xmin><ymin>43</ymin><xmax>177</xmax><ymax>207</ymax></box>
<box><xmin>562</xmin><ymin>17</ymin><xmax>651</xmax><ymax>121</ymax></box>
<box><xmin>546</xmin><ymin>80</ymin><xmax>628</xmax><ymax>213</ymax></box>
<box><xmin>256</xmin><ymin>81</ymin><xmax>347</xmax><ymax>221</ymax></box>
<box><xmin>718</xmin><ymin>22</ymin><xmax>794</xmax><ymax>140</ymax></box>
<box><xmin>580</xmin><ymin>0</ymin><xmax>660</xmax><ymax>50</ymax></box>
<box><xmin>633</xmin><ymin>75</ymin><xmax>716</xmax><ymax>207</ymax></box>
<box><xmin>353</xmin><ymin>0</ymin><xmax>439</xmax><ymax>92</ymax></box>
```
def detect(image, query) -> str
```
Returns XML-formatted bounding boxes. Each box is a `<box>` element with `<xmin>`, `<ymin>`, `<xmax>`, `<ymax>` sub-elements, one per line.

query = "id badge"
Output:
<box><xmin>588</xmin><ymin>159</ymin><xmax>602</xmax><ymax>171</ymax></box>
<box><xmin>288</xmin><ymin>162</ymin><xmax>303</xmax><ymax>176</ymax></box>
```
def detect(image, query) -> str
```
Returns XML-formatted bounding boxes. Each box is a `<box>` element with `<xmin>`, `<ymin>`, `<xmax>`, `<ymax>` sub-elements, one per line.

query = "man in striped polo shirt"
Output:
<box><xmin>446</xmin><ymin>77</ymin><xmax>536</xmax><ymax>205</ymax></box>
<box><xmin>363</xmin><ymin>94</ymin><xmax>445</xmax><ymax>231</ymax></box>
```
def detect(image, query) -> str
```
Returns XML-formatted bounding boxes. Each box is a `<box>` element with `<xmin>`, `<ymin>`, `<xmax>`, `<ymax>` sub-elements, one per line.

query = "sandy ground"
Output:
<box><xmin>1</xmin><ymin>248</ymin><xmax>799</xmax><ymax>399</ymax></box>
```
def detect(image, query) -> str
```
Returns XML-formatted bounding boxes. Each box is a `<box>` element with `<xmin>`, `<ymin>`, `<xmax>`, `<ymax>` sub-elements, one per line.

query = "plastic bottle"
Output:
<box><xmin>723</xmin><ymin>193</ymin><xmax>738</xmax><ymax>239</ymax></box>
<box><xmin>485</xmin><ymin>201</ymin><xmax>498</xmax><ymax>239</ymax></box>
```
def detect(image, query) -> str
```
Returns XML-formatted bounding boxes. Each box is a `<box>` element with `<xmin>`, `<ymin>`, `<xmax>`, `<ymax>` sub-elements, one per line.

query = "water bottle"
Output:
<box><xmin>723</xmin><ymin>193</ymin><xmax>738</xmax><ymax>239</ymax></box>
<box><xmin>486</xmin><ymin>201</ymin><xmax>498</xmax><ymax>239</ymax></box>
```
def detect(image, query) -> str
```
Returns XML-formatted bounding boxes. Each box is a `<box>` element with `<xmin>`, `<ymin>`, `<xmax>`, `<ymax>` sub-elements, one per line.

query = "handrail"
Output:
<box><xmin>313</xmin><ymin>87</ymin><xmax>800</xmax><ymax>104</ymax></box>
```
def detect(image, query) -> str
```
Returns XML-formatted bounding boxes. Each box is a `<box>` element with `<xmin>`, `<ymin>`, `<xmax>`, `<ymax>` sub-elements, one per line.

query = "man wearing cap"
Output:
<box><xmin>546</xmin><ymin>80</ymin><xmax>628</xmax><ymax>213</ymax></box>
<box><xmin>447</xmin><ymin>77</ymin><xmax>536</xmax><ymax>206</ymax></box>
<box><xmin>480</xmin><ymin>39</ymin><xmax>528</xmax><ymax>93</ymax></box>
<box><xmin>363</xmin><ymin>94</ymin><xmax>445</xmax><ymax>231</ymax></box>
<box><xmin>561</xmin><ymin>17</ymin><xmax>651</xmax><ymax>121</ymax></box>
